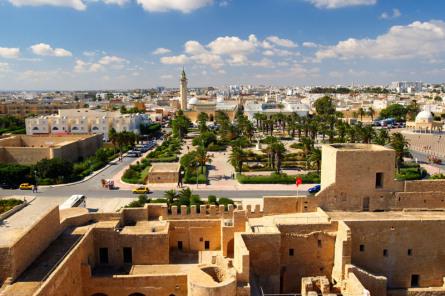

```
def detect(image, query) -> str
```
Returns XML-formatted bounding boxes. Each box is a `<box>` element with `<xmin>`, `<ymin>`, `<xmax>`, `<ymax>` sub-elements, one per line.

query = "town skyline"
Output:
<box><xmin>0</xmin><ymin>0</ymin><xmax>445</xmax><ymax>90</ymax></box>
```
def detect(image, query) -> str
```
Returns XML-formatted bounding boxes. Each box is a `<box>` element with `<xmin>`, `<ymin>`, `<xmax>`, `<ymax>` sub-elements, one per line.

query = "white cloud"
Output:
<box><xmin>316</xmin><ymin>20</ymin><xmax>445</xmax><ymax>60</ymax></box>
<box><xmin>101</xmin><ymin>0</ymin><xmax>128</xmax><ymax>5</ymax></box>
<box><xmin>0</xmin><ymin>47</ymin><xmax>20</xmax><ymax>59</ymax></box>
<box><xmin>266</xmin><ymin>36</ymin><xmax>298</xmax><ymax>48</ymax></box>
<box><xmin>152</xmin><ymin>47</ymin><xmax>171</xmax><ymax>55</ymax></box>
<box><xmin>160</xmin><ymin>54</ymin><xmax>189</xmax><ymax>64</ymax></box>
<box><xmin>136</xmin><ymin>0</ymin><xmax>212</xmax><ymax>13</ymax></box>
<box><xmin>307</xmin><ymin>0</ymin><xmax>376</xmax><ymax>9</ymax></box>
<box><xmin>9</xmin><ymin>0</ymin><xmax>86</xmax><ymax>10</ymax></box>
<box><xmin>0</xmin><ymin>62</ymin><xmax>10</xmax><ymax>72</ymax></box>
<box><xmin>74</xmin><ymin>55</ymin><xmax>127</xmax><ymax>72</ymax></box>
<box><xmin>380</xmin><ymin>8</ymin><xmax>401</xmax><ymax>20</ymax></box>
<box><xmin>208</xmin><ymin>35</ymin><xmax>257</xmax><ymax>65</ymax></box>
<box><xmin>98</xmin><ymin>55</ymin><xmax>127</xmax><ymax>65</ymax></box>
<box><xmin>184</xmin><ymin>40</ymin><xmax>224</xmax><ymax>68</ymax></box>
<box><xmin>83</xmin><ymin>51</ymin><xmax>96</xmax><ymax>57</ymax></box>
<box><xmin>30</xmin><ymin>43</ymin><xmax>72</xmax><ymax>57</ymax></box>
<box><xmin>251</xmin><ymin>58</ymin><xmax>274</xmax><ymax>68</ymax></box>
<box><xmin>303</xmin><ymin>42</ymin><xmax>319</xmax><ymax>48</ymax></box>
<box><xmin>160</xmin><ymin>74</ymin><xmax>173</xmax><ymax>79</ymax></box>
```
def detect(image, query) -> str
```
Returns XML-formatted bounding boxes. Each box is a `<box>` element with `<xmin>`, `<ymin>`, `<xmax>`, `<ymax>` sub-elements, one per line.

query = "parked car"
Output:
<box><xmin>308</xmin><ymin>184</ymin><xmax>321</xmax><ymax>194</ymax></box>
<box><xmin>127</xmin><ymin>150</ymin><xmax>141</xmax><ymax>157</ymax></box>
<box><xmin>19</xmin><ymin>183</ymin><xmax>33</xmax><ymax>190</ymax></box>
<box><xmin>132</xmin><ymin>186</ymin><xmax>150</xmax><ymax>194</ymax></box>
<box><xmin>0</xmin><ymin>183</ymin><xmax>18</xmax><ymax>189</ymax></box>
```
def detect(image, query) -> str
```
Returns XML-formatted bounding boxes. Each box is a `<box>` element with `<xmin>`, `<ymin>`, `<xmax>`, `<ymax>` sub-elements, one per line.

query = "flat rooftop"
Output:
<box><xmin>328</xmin><ymin>210</ymin><xmax>445</xmax><ymax>221</ymax></box>
<box><xmin>328</xmin><ymin>143</ymin><xmax>391</xmax><ymax>151</ymax></box>
<box><xmin>149</xmin><ymin>162</ymin><xmax>180</xmax><ymax>173</ymax></box>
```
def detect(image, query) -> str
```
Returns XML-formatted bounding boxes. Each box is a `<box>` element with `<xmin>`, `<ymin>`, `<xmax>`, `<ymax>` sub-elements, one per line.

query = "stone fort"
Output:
<box><xmin>1</xmin><ymin>144</ymin><xmax>445</xmax><ymax>296</ymax></box>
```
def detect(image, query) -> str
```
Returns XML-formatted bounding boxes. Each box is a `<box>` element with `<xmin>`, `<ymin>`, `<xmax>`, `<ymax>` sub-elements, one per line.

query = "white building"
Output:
<box><xmin>26</xmin><ymin>108</ymin><xmax>150</xmax><ymax>141</ymax></box>
<box><xmin>244</xmin><ymin>100</ymin><xmax>309</xmax><ymax>121</ymax></box>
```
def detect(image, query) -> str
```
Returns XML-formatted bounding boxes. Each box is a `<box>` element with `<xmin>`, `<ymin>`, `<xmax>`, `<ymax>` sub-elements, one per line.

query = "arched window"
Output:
<box><xmin>32</xmin><ymin>126</ymin><xmax>39</xmax><ymax>131</ymax></box>
<box><xmin>72</xmin><ymin>126</ymin><xmax>79</xmax><ymax>131</ymax></box>
<box><xmin>52</xmin><ymin>126</ymin><xmax>59</xmax><ymax>130</ymax></box>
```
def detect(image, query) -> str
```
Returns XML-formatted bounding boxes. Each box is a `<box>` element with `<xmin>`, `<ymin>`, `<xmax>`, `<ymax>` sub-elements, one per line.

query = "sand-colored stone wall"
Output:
<box><xmin>1</xmin><ymin>207</ymin><xmax>62</xmax><ymax>283</ymax></box>
<box><xmin>348</xmin><ymin>220</ymin><xmax>445</xmax><ymax>289</ymax></box>
<box><xmin>93</xmin><ymin>227</ymin><xmax>169</xmax><ymax>267</ymax></box>
<box><xmin>83</xmin><ymin>272</ymin><xmax>188</xmax><ymax>296</ymax></box>
<box><xmin>404</xmin><ymin>180</ymin><xmax>445</xmax><ymax>192</ymax></box>
<box><xmin>33</xmin><ymin>229</ymin><xmax>95</xmax><ymax>296</ymax></box>
<box><xmin>345</xmin><ymin>264</ymin><xmax>387</xmax><ymax>296</ymax></box>
<box><xmin>169</xmin><ymin>220</ymin><xmax>221</xmax><ymax>252</ymax></box>
<box><xmin>0</xmin><ymin>134</ymin><xmax>102</xmax><ymax>164</ymax></box>
<box><xmin>241</xmin><ymin>233</ymin><xmax>281</xmax><ymax>293</ymax></box>
<box><xmin>278</xmin><ymin>222</ymin><xmax>338</xmax><ymax>293</ymax></box>
<box><xmin>332</xmin><ymin>221</ymin><xmax>351</xmax><ymax>283</ymax></box>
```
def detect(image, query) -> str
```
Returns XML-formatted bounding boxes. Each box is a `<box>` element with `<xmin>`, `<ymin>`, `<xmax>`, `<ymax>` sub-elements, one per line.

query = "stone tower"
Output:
<box><xmin>180</xmin><ymin>68</ymin><xmax>188</xmax><ymax>110</ymax></box>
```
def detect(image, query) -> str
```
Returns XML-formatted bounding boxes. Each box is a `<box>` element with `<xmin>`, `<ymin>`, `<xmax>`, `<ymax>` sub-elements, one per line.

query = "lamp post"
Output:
<box><xmin>196</xmin><ymin>161</ymin><xmax>199</xmax><ymax>189</ymax></box>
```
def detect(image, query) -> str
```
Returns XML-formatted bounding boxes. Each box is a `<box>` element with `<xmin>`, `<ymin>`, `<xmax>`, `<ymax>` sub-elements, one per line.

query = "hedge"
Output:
<box><xmin>237</xmin><ymin>172</ymin><xmax>320</xmax><ymax>184</ymax></box>
<box><xmin>0</xmin><ymin>198</ymin><xmax>24</xmax><ymax>214</ymax></box>
<box><xmin>184</xmin><ymin>166</ymin><xmax>207</xmax><ymax>184</ymax></box>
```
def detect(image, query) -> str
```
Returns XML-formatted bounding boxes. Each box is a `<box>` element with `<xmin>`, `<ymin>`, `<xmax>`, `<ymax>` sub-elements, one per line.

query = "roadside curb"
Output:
<box><xmin>0</xmin><ymin>196</ymin><xmax>36</xmax><ymax>221</ymax></box>
<box><xmin>39</xmin><ymin>154</ymin><xmax>127</xmax><ymax>189</ymax></box>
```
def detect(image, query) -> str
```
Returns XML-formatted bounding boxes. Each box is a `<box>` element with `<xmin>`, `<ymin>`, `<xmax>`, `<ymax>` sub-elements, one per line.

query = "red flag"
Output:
<box><xmin>296</xmin><ymin>177</ymin><xmax>303</xmax><ymax>187</ymax></box>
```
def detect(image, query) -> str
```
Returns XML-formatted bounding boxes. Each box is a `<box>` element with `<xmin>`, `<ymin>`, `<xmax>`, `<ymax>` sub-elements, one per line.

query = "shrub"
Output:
<box><xmin>218</xmin><ymin>197</ymin><xmax>235</xmax><ymax>210</ymax></box>
<box><xmin>0</xmin><ymin>198</ymin><xmax>24</xmax><ymax>214</ymax></box>
<box><xmin>430</xmin><ymin>173</ymin><xmax>445</xmax><ymax>180</ymax></box>
<box><xmin>207</xmin><ymin>195</ymin><xmax>217</xmax><ymax>205</ymax></box>
<box><xmin>237</xmin><ymin>172</ymin><xmax>320</xmax><ymax>184</ymax></box>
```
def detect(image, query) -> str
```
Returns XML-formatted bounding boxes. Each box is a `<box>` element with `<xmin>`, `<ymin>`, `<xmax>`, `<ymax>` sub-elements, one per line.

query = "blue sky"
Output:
<box><xmin>0</xmin><ymin>0</ymin><xmax>444</xmax><ymax>90</ymax></box>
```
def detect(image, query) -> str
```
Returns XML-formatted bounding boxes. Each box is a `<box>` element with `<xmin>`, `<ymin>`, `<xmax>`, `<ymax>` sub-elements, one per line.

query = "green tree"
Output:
<box><xmin>380</xmin><ymin>104</ymin><xmax>408</xmax><ymax>121</ymax></box>
<box><xmin>194</xmin><ymin>146</ymin><xmax>213</xmax><ymax>174</ymax></box>
<box><xmin>314</xmin><ymin>96</ymin><xmax>335</xmax><ymax>116</ymax></box>
<box><xmin>308</xmin><ymin>148</ymin><xmax>322</xmax><ymax>173</ymax></box>
<box><xmin>197</xmin><ymin>112</ymin><xmax>209</xmax><ymax>133</ymax></box>
<box><xmin>228</xmin><ymin>146</ymin><xmax>246</xmax><ymax>174</ymax></box>
<box><xmin>390</xmin><ymin>132</ymin><xmax>410</xmax><ymax>172</ymax></box>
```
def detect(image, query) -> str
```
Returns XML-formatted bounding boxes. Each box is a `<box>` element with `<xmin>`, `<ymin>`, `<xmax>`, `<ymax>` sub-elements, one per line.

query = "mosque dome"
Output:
<box><xmin>415</xmin><ymin>110</ymin><xmax>433</xmax><ymax>123</ymax></box>
<box><xmin>188</xmin><ymin>97</ymin><xmax>198</xmax><ymax>105</ymax></box>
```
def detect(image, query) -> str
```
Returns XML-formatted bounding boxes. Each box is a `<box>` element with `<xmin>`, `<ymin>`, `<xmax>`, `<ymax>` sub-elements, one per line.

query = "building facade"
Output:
<box><xmin>25</xmin><ymin>109</ymin><xmax>150</xmax><ymax>141</ymax></box>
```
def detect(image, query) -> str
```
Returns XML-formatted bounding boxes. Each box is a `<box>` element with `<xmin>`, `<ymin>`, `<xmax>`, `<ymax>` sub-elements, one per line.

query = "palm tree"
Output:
<box><xmin>228</xmin><ymin>146</ymin><xmax>246</xmax><ymax>174</ymax></box>
<box><xmin>108</xmin><ymin>128</ymin><xmax>117</xmax><ymax>152</ymax></box>
<box><xmin>359</xmin><ymin>125</ymin><xmax>375</xmax><ymax>144</ymax></box>
<box><xmin>164</xmin><ymin>190</ymin><xmax>178</xmax><ymax>208</ymax></box>
<box><xmin>271</xmin><ymin>141</ymin><xmax>286</xmax><ymax>173</ymax></box>
<box><xmin>197</xmin><ymin>112</ymin><xmax>209</xmax><ymax>133</ymax></box>
<box><xmin>194</xmin><ymin>146</ymin><xmax>213</xmax><ymax>174</ymax></box>
<box><xmin>358</xmin><ymin>108</ymin><xmax>366</xmax><ymax>121</ymax></box>
<box><xmin>390</xmin><ymin>132</ymin><xmax>410</xmax><ymax>172</ymax></box>
<box><xmin>253</xmin><ymin>113</ymin><xmax>262</xmax><ymax>129</ymax></box>
<box><xmin>308</xmin><ymin>148</ymin><xmax>322</xmax><ymax>173</ymax></box>
<box><xmin>374</xmin><ymin>128</ymin><xmax>389</xmax><ymax>146</ymax></box>
<box><xmin>368</xmin><ymin>107</ymin><xmax>375</xmax><ymax>121</ymax></box>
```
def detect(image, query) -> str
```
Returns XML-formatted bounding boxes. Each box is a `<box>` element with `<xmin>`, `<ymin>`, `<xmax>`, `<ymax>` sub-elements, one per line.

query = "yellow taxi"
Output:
<box><xmin>132</xmin><ymin>186</ymin><xmax>150</xmax><ymax>194</ymax></box>
<box><xmin>19</xmin><ymin>183</ymin><xmax>33</xmax><ymax>190</ymax></box>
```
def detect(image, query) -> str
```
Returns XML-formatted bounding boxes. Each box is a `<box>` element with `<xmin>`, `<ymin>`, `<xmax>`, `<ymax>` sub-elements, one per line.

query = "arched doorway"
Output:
<box><xmin>128</xmin><ymin>293</ymin><xmax>145</xmax><ymax>296</ymax></box>
<box><xmin>91</xmin><ymin>293</ymin><xmax>108</xmax><ymax>296</ymax></box>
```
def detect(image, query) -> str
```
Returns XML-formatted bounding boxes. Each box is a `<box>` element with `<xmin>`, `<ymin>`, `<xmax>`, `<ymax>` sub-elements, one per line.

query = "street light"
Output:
<box><xmin>196</xmin><ymin>161</ymin><xmax>200</xmax><ymax>188</ymax></box>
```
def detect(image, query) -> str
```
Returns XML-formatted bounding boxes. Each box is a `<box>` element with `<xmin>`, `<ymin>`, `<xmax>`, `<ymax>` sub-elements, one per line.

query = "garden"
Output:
<box><xmin>125</xmin><ymin>188</ymin><xmax>235</xmax><ymax>214</ymax></box>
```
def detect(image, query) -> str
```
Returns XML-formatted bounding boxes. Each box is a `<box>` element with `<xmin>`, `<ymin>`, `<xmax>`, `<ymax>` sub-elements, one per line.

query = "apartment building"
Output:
<box><xmin>25</xmin><ymin>108</ymin><xmax>150</xmax><ymax>141</ymax></box>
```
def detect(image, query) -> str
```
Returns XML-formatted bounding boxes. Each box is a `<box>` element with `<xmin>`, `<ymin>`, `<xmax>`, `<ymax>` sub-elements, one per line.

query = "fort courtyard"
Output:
<box><xmin>1</xmin><ymin>144</ymin><xmax>445</xmax><ymax>296</ymax></box>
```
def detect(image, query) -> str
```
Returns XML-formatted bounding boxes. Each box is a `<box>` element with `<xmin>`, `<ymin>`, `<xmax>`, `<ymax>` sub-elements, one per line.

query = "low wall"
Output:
<box><xmin>7</xmin><ymin>207</ymin><xmax>62</xmax><ymax>282</ymax></box>
<box><xmin>84</xmin><ymin>272</ymin><xmax>188</xmax><ymax>296</ymax></box>
<box><xmin>32</xmin><ymin>229</ymin><xmax>94</xmax><ymax>296</ymax></box>
<box><xmin>404</xmin><ymin>180</ymin><xmax>445</xmax><ymax>192</ymax></box>
<box><xmin>345</xmin><ymin>264</ymin><xmax>387</xmax><ymax>296</ymax></box>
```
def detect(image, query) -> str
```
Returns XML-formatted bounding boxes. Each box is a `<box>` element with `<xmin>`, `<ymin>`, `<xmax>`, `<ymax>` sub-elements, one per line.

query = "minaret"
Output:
<box><xmin>180</xmin><ymin>68</ymin><xmax>188</xmax><ymax>110</ymax></box>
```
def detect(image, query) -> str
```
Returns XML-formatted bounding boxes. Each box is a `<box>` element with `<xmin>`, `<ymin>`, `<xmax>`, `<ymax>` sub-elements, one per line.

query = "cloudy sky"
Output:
<box><xmin>0</xmin><ymin>0</ymin><xmax>444</xmax><ymax>90</ymax></box>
